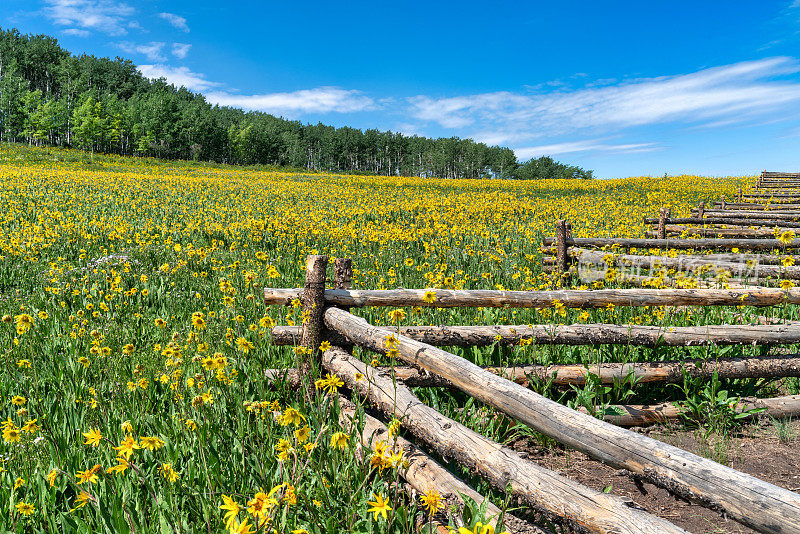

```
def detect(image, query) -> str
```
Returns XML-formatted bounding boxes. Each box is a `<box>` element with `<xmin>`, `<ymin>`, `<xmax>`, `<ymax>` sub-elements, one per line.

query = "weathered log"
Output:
<box><xmin>336</xmin><ymin>395</ymin><xmax>544</xmax><ymax>534</ymax></box>
<box><xmin>324</xmin><ymin>308</ymin><xmax>800</xmax><ymax>533</ymax></box>
<box><xmin>577</xmin><ymin>268</ymin><xmax>754</xmax><ymax>290</ymax></box>
<box><xmin>555</xmin><ymin>219</ymin><xmax>569</xmax><ymax>273</ymax></box>
<box><xmin>323</xmin><ymin>346</ymin><xmax>687</xmax><ymax>533</ymax></box>
<box><xmin>300</xmin><ymin>255</ymin><xmax>328</xmax><ymax>356</ymax></box>
<box><xmin>643</xmin><ymin>216</ymin><xmax>800</xmax><ymax>228</ymax></box>
<box><xmin>595</xmin><ymin>394</ymin><xmax>800</xmax><ymax>427</ymax></box>
<box><xmin>275</xmin><ymin>322</ymin><xmax>800</xmax><ymax>347</ymax></box>
<box><xmin>711</xmin><ymin>203</ymin><xmax>800</xmax><ymax>210</ymax></box>
<box><xmin>695</xmin><ymin>210</ymin><xmax>800</xmax><ymax>220</ymax></box>
<box><xmin>657</xmin><ymin>208</ymin><xmax>667</xmax><ymax>239</ymax></box>
<box><xmin>699</xmin><ymin>253</ymin><xmax>800</xmax><ymax>265</ymax></box>
<box><xmin>573</xmin><ymin>247</ymin><xmax>800</xmax><ymax>280</ymax></box>
<box><xmin>644</xmin><ymin>226</ymin><xmax>787</xmax><ymax>238</ymax></box>
<box><xmin>543</xmin><ymin>236</ymin><xmax>800</xmax><ymax>250</ymax></box>
<box><xmin>333</xmin><ymin>257</ymin><xmax>353</xmax><ymax>312</ymax></box>
<box><xmin>267</xmin><ymin>354</ymin><xmax>800</xmax><ymax>387</ymax></box>
<box><xmin>592</xmin><ymin>271</ymin><xmax>753</xmax><ymax>289</ymax></box>
<box><xmin>265</xmin><ymin>287</ymin><xmax>800</xmax><ymax>309</ymax></box>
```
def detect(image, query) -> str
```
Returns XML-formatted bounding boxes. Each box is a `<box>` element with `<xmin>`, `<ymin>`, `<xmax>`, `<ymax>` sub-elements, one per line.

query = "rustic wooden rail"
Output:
<box><xmin>573</xmin><ymin>247</ymin><xmax>800</xmax><ymax>280</ymax></box>
<box><xmin>267</xmin><ymin>353</ymin><xmax>800</xmax><ymax>387</ymax></box>
<box><xmin>272</xmin><ymin>322</ymin><xmax>800</xmax><ymax>347</ymax></box>
<box><xmin>642</xmin><ymin>216</ymin><xmax>800</xmax><ymax>228</ymax></box>
<box><xmin>324</xmin><ymin>346</ymin><xmax>686</xmax><ymax>533</ymax></box>
<box><xmin>591</xmin><ymin>394</ymin><xmax>800</xmax><ymax>427</ymax></box>
<box><xmin>542</xmin><ymin>236</ymin><xmax>800</xmax><ymax>250</ymax></box>
<box><xmin>323</xmin><ymin>307</ymin><xmax>800</xmax><ymax>533</ymax></box>
<box><xmin>265</xmin><ymin>286</ymin><xmax>800</xmax><ymax>308</ymax></box>
<box><xmin>693</xmin><ymin>210</ymin><xmax>800</xmax><ymax>221</ymax></box>
<box><xmin>644</xmin><ymin>226</ymin><xmax>791</xmax><ymax>238</ymax></box>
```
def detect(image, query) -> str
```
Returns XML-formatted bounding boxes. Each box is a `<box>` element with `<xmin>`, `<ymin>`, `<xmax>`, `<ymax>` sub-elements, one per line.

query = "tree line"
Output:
<box><xmin>0</xmin><ymin>28</ymin><xmax>593</xmax><ymax>179</ymax></box>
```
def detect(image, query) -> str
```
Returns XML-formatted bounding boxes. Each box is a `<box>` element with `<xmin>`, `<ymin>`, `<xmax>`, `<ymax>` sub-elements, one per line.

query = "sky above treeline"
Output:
<box><xmin>4</xmin><ymin>0</ymin><xmax>800</xmax><ymax>177</ymax></box>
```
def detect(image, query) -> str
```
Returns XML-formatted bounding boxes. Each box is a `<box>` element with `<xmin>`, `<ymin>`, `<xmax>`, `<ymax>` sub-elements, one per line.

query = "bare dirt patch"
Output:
<box><xmin>507</xmin><ymin>419</ymin><xmax>800</xmax><ymax>533</ymax></box>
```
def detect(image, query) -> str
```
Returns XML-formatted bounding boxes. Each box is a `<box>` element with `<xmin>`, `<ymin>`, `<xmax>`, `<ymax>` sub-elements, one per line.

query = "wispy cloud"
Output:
<box><xmin>137</xmin><ymin>64</ymin><xmax>221</xmax><ymax>92</ymax></box>
<box><xmin>513</xmin><ymin>141</ymin><xmax>661</xmax><ymax>160</ymax></box>
<box><xmin>204</xmin><ymin>87</ymin><xmax>376</xmax><ymax>117</ymax></box>
<box><xmin>159</xmin><ymin>12</ymin><xmax>189</xmax><ymax>33</ymax></box>
<box><xmin>409</xmin><ymin>58</ymin><xmax>800</xmax><ymax>145</ymax></box>
<box><xmin>62</xmin><ymin>28</ymin><xmax>90</xmax><ymax>37</ymax></box>
<box><xmin>43</xmin><ymin>0</ymin><xmax>135</xmax><ymax>36</ymax></box>
<box><xmin>171</xmin><ymin>43</ymin><xmax>191</xmax><ymax>59</ymax></box>
<box><xmin>119</xmin><ymin>42</ymin><xmax>166</xmax><ymax>62</ymax></box>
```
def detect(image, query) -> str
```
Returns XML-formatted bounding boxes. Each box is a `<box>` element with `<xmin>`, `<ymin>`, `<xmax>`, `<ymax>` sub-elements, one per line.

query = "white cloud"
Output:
<box><xmin>119</xmin><ymin>42</ymin><xmax>166</xmax><ymax>62</ymax></box>
<box><xmin>204</xmin><ymin>87</ymin><xmax>376</xmax><ymax>117</ymax></box>
<box><xmin>514</xmin><ymin>141</ymin><xmax>660</xmax><ymax>160</ymax></box>
<box><xmin>43</xmin><ymin>0</ymin><xmax>135</xmax><ymax>36</ymax></box>
<box><xmin>159</xmin><ymin>12</ymin><xmax>189</xmax><ymax>32</ymax></box>
<box><xmin>409</xmin><ymin>58</ymin><xmax>800</xmax><ymax>141</ymax></box>
<box><xmin>63</xmin><ymin>28</ymin><xmax>90</xmax><ymax>37</ymax></box>
<box><xmin>137</xmin><ymin>64</ymin><xmax>221</xmax><ymax>92</ymax></box>
<box><xmin>135</xmin><ymin>66</ymin><xmax>373</xmax><ymax>116</ymax></box>
<box><xmin>171</xmin><ymin>43</ymin><xmax>191</xmax><ymax>59</ymax></box>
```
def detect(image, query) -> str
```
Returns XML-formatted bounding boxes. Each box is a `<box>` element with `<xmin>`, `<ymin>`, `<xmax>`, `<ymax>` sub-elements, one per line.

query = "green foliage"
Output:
<box><xmin>0</xmin><ymin>26</ymin><xmax>593</xmax><ymax>180</ymax></box>
<box><xmin>675</xmin><ymin>371</ymin><xmax>766</xmax><ymax>438</ymax></box>
<box><xmin>512</xmin><ymin>156</ymin><xmax>593</xmax><ymax>180</ymax></box>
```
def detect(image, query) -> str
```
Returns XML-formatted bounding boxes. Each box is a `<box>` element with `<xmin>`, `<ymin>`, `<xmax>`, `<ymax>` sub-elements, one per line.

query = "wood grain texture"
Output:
<box><xmin>590</xmin><ymin>394</ymin><xmax>800</xmax><ymax>427</ymax></box>
<box><xmin>323</xmin><ymin>346</ymin><xmax>685</xmax><ymax>534</ymax></box>
<box><xmin>643</xmin><ymin>216</ymin><xmax>800</xmax><ymax>228</ymax></box>
<box><xmin>266</xmin><ymin>286</ymin><xmax>800</xmax><ymax>309</ymax></box>
<box><xmin>275</xmin><ymin>322</ymin><xmax>800</xmax><ymax>347</ymax></box>
<box><xmin>324</xmin><ymin>308</ymin><xmax>800</xmax><ymax>533</ymax></box>
<box><xmin>267</xmin><ymin>353</ymin><xmax>800</xmax><ymax>387</ymax></box>
<box><xmin>574</xmin><ymin>247</ymin><xmax>800</xmax><ymax>280</ymax></box>
<box><xmin>645</xmin><ymin>226</ymin><xmax>792</xmax><ymax>238</ymax></box>
<box><xmin>544</xmin><ymin>236</ymin><xmax>800</xmax><ymax>250</ymax></box>
<box><xmin>300</xmin><ymin>255</ymin><xmax>328</xmax><ymax>354</ymax></box>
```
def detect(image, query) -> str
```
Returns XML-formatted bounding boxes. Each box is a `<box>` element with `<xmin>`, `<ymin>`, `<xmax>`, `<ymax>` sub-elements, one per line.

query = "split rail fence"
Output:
<box><xmin>260</xmin><ymin>172</ymin><xmax>800</xmax><ymax>533</ymax></box>
<box><xmin>264</xmin><ymin>253</ymin><xmax>800</xmax><ymax>533</ymax></box>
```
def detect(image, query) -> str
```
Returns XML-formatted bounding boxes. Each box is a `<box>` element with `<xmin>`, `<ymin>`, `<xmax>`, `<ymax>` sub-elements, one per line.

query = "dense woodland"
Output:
<box><xmin>0</xmin><ymin>28</ymin><xmax>593</xmax><ymax>179</ymax></box>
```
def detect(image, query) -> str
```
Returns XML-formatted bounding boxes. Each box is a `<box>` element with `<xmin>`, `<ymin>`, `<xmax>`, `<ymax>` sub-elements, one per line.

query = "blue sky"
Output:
<box><xmin>4</xmin><ymin>0</ymin><xmax>800</xmax><ymax>177</ymax></box>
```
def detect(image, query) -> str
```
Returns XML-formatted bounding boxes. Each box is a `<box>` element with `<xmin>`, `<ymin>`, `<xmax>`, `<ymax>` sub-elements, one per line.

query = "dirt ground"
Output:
<box><xmin>507</xmin><ymin>418</ymin><xmax>800</xmax><ymax>533</ymax></box>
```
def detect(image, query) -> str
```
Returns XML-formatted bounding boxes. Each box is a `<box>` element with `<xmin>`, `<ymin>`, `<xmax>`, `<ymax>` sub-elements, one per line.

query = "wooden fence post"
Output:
<box><xmin>556</xmin><ymin>219</ymin><xmax>569</xmax><ymax>273</ymax></box>
<box><xmin>334</xmin><ymin>258</ymin><xmax>353</xmax><ymax>291</ymax></box>
<box><xmin>657</xmin><ymin>208</ymin><xmax>667</xmax><ymax>240</ymax></box>
<box><xmin>720</xmin><ymin>196</ymin><xmax>727</xmax><ymax>209</ymax></box>
<box><xmin>738</xmin><ymin>187</ymin><xmax>742</xmax><ymax>203</ymax></box>
<box><xmin>300</xmin><ymin>255</ymin><xmax>328</xmax><ymax>381</ymax></box>
<box><xmin>698</xmin><ymin>201</ymin><xmax>705</xmax><ymax>219</ymax></box>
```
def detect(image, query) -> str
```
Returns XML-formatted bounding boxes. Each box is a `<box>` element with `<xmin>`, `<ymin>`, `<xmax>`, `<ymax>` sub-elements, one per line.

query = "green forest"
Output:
<box><xmin>0</xmin><ymin>28</ymin><xmax>593</xmax><ymax>179</ymax></box>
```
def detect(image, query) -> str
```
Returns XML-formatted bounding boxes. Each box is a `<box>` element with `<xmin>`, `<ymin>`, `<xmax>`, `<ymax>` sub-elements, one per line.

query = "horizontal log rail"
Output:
<box><xmin>323</xmin><ymin>308</ymin><xmax>800</xmax><ymax>533</ymax></box>
<box><xmin>593</xmin><ymin>394</ymin><xmax>800</xmax><ymax>427</ymax></box>
<box><xmin>643</xmin><ymin>216</ymin><xmax>800</xmax><ymax>228</ymax></box>
<box><xmin>695</xmin><ymin>210</ymin><xmax>800</xmax><ymax>220</ymax></box>
<box><xmin>324</xmin><ymin>346</ymin><xmax>686</xmax><ymax>533</ymax></box>
<box><xmin>541</xmin><ymin>236</ymin><xmax>800</xmax><ymax>250</ymax></box>
<box><xmin>645</xmin><ymin>226</ymin><xmax>787</xmax><ymax>238</ymax></box>
<box><xmin>265</xmin><ymin>287</ymin><xmax>800</xmax><ymax>308</ymax></box>
<box><xmin>710</xmin><ymin>203</ymin><xmax>800</xmax><ymax>211</ymax></box>
<box><xmin>574</xmin><ymin>246</ymin><xmax>800</xmax><ymax>280</ymax></box>
<box><xmin>274</xmin><ymin>322</ymin><xmax>800</xmax><ymax>347</ymax></box>
<box><xmin>576</xmin><ymin>268</ymin><xmax>755</xmax><ymax>290</ymax></box>
<box><xmin>266</xmin><ymin>354</ymin><xmax>800</xmax><ymax>387</ymax></box>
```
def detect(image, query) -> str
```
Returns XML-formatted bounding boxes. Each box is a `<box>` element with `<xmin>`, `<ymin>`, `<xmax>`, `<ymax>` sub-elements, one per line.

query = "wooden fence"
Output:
<box><xmin>264</xmin><ymin>254</ymin><xmax>800</xmax><ymax>533</ymax></box>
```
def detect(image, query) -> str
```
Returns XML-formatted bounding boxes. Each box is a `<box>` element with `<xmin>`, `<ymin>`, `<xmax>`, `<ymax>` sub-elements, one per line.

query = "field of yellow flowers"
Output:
<box><xmin>0</xmin><ymin>143</ymin><xmax>765</xmax><ymax>533</ymax></box>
